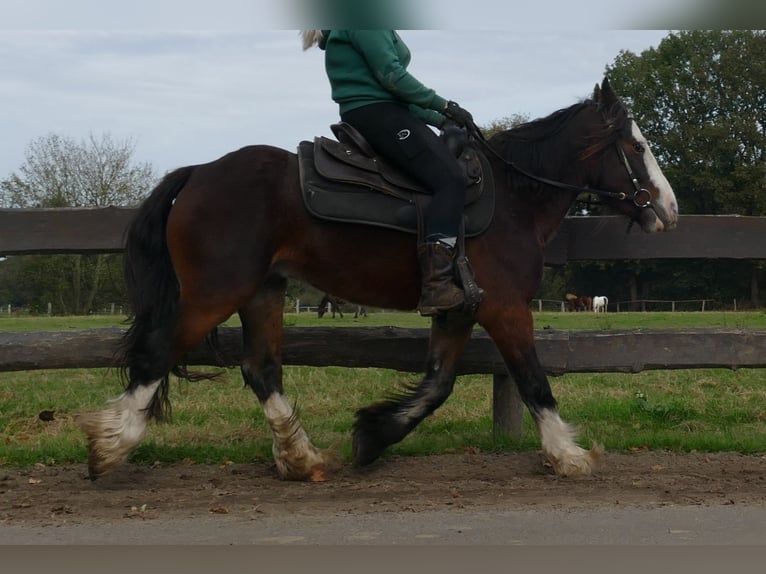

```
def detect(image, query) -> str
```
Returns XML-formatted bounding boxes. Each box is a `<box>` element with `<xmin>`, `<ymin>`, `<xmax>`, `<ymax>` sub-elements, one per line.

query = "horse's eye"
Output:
<box><xmin>634</xmin><ymin>142</ymin><xmax>645</xmax><ymax>153</ymax></box>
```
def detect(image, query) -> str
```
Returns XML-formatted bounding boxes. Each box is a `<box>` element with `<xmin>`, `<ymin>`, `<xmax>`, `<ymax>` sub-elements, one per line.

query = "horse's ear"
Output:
<box><xmin>599</xmin><ymin>77</ymin><xmax>617</xmax><ymax>107</ymax></box>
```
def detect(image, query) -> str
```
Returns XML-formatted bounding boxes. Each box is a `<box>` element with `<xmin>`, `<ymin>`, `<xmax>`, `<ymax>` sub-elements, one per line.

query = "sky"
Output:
<box><xmin>0</xmin><ymin>0</ymin><xmax>714</xmax><ymax>181</ymax></box>
<box><xmin>0</xmin><ymin>27</ymin><xmax>674</xmax><ymax>181</ymax></box>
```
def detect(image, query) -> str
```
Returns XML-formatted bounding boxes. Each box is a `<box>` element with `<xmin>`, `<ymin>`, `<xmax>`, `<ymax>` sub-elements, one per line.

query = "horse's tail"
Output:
<box><xmin>118</xmin><ymin>165</ymin><xmax>196</xmax><ymax>421</ymax></box>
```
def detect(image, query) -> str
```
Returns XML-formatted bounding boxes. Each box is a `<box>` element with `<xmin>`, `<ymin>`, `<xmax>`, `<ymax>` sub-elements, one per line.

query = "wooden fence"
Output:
<box><xmin>3</xmin><ymin>209</ymin><xmax>766</xmax><ymax>438</ymax></box>
<box><xmin>4</xmin><ymin>208</ymin><xmax>766</xmax><ymax>261</ymax></box>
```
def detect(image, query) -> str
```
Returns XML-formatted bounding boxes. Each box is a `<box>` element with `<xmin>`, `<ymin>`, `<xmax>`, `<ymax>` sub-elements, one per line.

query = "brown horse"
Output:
<box><xmin>78</xmin><ymin>78</ymin><xmax>678</xmax><ymax>481</ymax></box>
<box><xmin>575</xmin><ymin>296</ymin><xmax>593</xmax><ymax>312</ymax></box>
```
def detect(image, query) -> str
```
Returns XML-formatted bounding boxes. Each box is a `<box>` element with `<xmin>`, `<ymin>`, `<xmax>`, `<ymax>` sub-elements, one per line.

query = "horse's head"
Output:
<box><xmin>317</xmin><ymin>296</ymin><xmax>328</xmax><ymax>318</ymax></box>
<box><xmin>589</xmin><ymin>78</ymin><xmax>678</xmax><ymax>233</ymax></box>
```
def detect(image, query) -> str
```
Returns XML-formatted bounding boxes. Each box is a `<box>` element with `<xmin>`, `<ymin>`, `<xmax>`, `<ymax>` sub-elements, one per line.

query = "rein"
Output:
<box><xmin>467</xmin><ymin>122</ymin><xmax>652</xmax><ymax>208</ymax></box>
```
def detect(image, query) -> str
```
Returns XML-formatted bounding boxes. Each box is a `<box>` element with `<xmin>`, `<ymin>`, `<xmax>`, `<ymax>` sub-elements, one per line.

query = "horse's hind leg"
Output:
<box><xmin>353</xmin><ymin>312</ymin><xmax>475</xmax><ymax>466</ymax></box>
<box><xmin>239</xmin><ymin>276</ymin><xmax>336</xmax><ymax>481</ymax></box>
<box><xmin>78</xmin><ymin>379</ymin><xmax>162</xmax><ymax>478</ymax></box>
<box><xmin>480</xmin><ymin>305</ymin><xmax>602</xmax><ymax>477</ymax></box>
<box><xmin>78</xmin><ymin>301</ymin><xmax>232</xmax><ymax>478</ymax></box>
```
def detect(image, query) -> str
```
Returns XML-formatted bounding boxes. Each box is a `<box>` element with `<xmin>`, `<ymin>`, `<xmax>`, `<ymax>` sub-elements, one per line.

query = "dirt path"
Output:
<box><xmin>2</xmin><ymin>450</ymin><xmax>765</xmax><ymax>528</ymax></box>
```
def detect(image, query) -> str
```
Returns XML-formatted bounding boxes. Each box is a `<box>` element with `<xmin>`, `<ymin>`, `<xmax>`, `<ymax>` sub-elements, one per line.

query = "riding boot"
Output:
<box><xmin>417</xmin><ymin>241</ymin><xmax>465</xmax><ymax>316</ymax></box>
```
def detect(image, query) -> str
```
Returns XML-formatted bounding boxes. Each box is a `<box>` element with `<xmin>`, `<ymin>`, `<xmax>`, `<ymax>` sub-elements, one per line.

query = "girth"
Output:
<box><xmin>297</xmin><ymin>124</ymin><xmax>495</xmax><ymax>237</ymax></box>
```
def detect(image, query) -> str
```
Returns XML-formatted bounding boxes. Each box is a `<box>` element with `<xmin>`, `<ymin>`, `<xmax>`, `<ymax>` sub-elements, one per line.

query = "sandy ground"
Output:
<box><xmin>2</xmin><ymin>450</ymin><xmax>765</xmax><ymax>528</ymax></box>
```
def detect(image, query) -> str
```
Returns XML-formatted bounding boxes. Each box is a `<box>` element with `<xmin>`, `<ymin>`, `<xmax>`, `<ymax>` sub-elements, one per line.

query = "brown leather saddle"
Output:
<box><xmin>297</xmin><ymin>122</ymin><xmax>495</xmax><ymax>237</ymax></box>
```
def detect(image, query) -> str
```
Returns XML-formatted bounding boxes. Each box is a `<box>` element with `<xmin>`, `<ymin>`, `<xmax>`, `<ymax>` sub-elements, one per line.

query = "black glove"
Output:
<box><xmin>440</xmin><ymin>118</ymin><xmax>464</xmax><ymax>136</ymax></box>
<box><xmin>443</xmin><ymin>101</ymin><xmax>474</xmax><ymax>128</ymax></box>
<box><xmin>440</xmin><ymin>119</ymin><xmax>467</xmax><ymax>157</ymax></box>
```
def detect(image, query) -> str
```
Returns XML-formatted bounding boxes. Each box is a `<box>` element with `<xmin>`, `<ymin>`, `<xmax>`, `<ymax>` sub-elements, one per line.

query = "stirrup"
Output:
<box><xmin>454</xmin><ymin>255</ymin><xmax>484</xmax><ymax>316</ymax></box>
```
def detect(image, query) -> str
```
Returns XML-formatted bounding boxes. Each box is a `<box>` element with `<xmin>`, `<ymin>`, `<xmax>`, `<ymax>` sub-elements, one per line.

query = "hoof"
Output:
<box><xmin>78</xmin><ymin>416</ymin><xmax>128</xmax><ymax>479</ymax></box>
<box><xmin>274</xmin><ymin>447</ymin><xmax>342</xmax><ymax>482</ymax></box>
<box><xmin>308</xmin><ymin>449</ymin><xmax>343</xmax><ymax>482</ymax></box>
<box><xmin>547</xmin><ymin>443</ymin><xmax>604</xmax><ymax>477</ymax></box>
<box><xmin>351</xmin><ymin>430</ymin><xmax>386</xmax><ymax>467</ymax></box>
<box><xmin>352</xmin><ymin>402</ymin><xmax>408</xmax><ymax>467</ymax></box>
<box><xmin>77</xmin><ymin>409</ymin><xmax>144</xmax><ymax>479</ymax></box>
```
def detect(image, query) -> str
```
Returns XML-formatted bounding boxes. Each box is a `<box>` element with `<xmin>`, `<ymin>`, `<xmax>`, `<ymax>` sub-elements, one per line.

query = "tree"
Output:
<box><xmin>589</xmin><ymin>30</ymin><xmax>766</xmax><ymax>308</ymax></box>
<box><xmin>2</xmin><ymin>133</ymin><xmax>153</xmax><ymax>208</ymax></box>
<box><xmin>0</xmin><ymin>133</ymin><xmax>156</xmax><ymax>314</ymax></box>
<box><xmin>607</xmin><ymin>30</ymin><xmax>766</xmax><ymax>217</ymax></box>
<box><xmin>480</xmin><ymin>114</ymin><xmax>531</xmax><ymax>139</ymax></box>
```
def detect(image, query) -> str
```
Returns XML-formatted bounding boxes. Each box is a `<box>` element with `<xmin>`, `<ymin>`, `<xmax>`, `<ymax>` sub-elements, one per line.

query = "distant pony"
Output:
<box><xmin>318</xmin><ymin>294</ymin><xmax>344</xmax><ymax>318</ymax></box>
<box><xmin>565</xmin><ymin>293</ymin><xmax>592</xmax><ymax>312</ymax></box>
<box><xmin>593</xmin><ymin>295</ymin><xmax>609</xmax><ymax>313</ymax></box>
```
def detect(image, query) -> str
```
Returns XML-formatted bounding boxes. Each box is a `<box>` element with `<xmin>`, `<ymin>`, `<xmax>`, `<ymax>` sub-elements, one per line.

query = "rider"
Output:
<box><xmin>302</xmin><ymin>30</ymin><xmax>476</xmax><ymax>316</ymax></box>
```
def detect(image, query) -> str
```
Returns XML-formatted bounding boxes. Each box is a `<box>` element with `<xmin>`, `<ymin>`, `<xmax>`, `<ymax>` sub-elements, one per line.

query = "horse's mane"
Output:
<box><xmin>486</xmin><ymin>98</ymin><xmax>630</xmax><ymax>199</ymax></box>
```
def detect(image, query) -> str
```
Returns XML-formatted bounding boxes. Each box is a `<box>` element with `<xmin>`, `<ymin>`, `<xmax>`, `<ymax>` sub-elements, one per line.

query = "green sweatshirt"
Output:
<box><xmin>320</xmin><ymin>30</ymin><xmax>448</xmax><ymax>128</ymax></box>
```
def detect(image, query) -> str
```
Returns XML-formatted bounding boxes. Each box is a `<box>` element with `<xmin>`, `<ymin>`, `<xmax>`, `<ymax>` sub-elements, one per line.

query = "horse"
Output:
<box><xmin>78</xmin><ymin>78</ymin><xmax>678</xmax><ymax>481</ymax></box>
<box><xmin>317</xmin><ymin>293</ymin><xmax>344</xmax><ymax>318</ymax></box>
<box><xmin>565</xmin><ymin>293</ymin><xmax>591</xmax><ymax>312</ymax></box>
<box><xmin>593</xmin><ymin>295</ymin><xmax>609</xmax><ymax>313</ymax></box>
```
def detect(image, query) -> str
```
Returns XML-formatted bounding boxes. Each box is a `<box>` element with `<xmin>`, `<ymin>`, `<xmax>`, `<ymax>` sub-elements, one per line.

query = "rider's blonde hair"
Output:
<box><xmin>301</xmin><ymin>30</ymin><xmax>325</xmax><ymax>51</ymax></box>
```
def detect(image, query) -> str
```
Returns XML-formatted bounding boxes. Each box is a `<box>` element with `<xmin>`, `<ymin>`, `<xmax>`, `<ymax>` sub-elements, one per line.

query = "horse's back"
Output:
<box><xmin>171</xmin><ymin>144</ymin><xmax>300</xmax><ymax>217</ymax></box>
<box><xmin>165</xmin><ymin>144</ymin><xmax>303</xmax><ymax>272</ymax></box>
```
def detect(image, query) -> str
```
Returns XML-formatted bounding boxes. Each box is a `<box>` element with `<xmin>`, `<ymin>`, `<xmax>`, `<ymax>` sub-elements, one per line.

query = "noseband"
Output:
<box><xmin>615</xmin><ymin>144</ymin><xmax>652</xmax><ymax>208</ymax></box>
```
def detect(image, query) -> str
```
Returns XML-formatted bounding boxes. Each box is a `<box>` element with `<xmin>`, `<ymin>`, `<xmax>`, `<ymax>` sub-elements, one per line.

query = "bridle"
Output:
<box><xmin>467</xmin><ymin>119</ymin><xmax>654</xmax><ymax>209</ymax></box>
<box><xmin>614</xmin><ymin>142</ymin><xmax>653</xmax><ymax>208</ymax></box>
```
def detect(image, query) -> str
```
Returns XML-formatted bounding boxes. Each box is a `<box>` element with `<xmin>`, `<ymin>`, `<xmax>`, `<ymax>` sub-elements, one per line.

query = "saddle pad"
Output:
<box><xmin>297</xmin><ymin>141</ymin><xmax>495</xmax><ymax>238</ymax></box>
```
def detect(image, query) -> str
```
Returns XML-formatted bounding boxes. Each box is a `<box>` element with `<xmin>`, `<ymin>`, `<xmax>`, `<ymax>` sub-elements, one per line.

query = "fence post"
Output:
<box><xmin>671</xmin><ymin>301</ymin><xmax>675</xmax><ymax>312</ymax></box>
<box><xmin>47</xmin><ymin>302</ymin><xmax>52</xmax><ymax>316</ymax></box>
<box><xmin>492</xmin><ymin>373</ymin><xmax>524</xmax><ymax>440</ymax></box>
<box><xmin>702</xmin><ymin>300</ymin><xmax>706</xmax><ymax>311</ymax></box>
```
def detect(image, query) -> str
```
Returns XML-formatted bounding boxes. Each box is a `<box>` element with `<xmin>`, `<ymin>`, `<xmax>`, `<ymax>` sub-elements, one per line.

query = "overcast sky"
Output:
<box><xmin>0</xmin><ymin>3</ymin><xmax>681</xmax><ymax>181</ymax></box>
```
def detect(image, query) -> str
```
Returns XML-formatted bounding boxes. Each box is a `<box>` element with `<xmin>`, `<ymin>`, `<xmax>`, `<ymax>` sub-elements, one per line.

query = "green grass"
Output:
<box><xmin>0</xmin><ymin>314</ymin><xmax>133</xmax><ymax>332</ymax></box>
<box><xmin>1</xmin><ymin>311</ymin><xmax>766</xmax><ymax>467</ymax></box>
<box><xmin>3</xmin><ymin>309</ymin><xmax>766</xmax><ymax>332</ymax></box>
<box><xmin>530</xmin><ymin>310</ymin><xmax>766</xmax><ymax>331</ymax></box>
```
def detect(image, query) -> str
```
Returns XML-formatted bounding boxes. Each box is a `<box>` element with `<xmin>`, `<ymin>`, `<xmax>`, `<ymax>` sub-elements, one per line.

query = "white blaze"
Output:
<box><xmin>632</xmin><ymin>122</ymin><xmax>678</xmax><ymax>229</ymax></box>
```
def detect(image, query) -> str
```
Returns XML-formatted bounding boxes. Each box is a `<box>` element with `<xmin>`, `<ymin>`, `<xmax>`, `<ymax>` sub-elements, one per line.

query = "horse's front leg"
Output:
<box><xmin>479</xmin><ymin>303</ymin><xmax>602</xmax><ymax>477</ymax></box>
<box><xmin>239</xmin><ymin>278</ymin><xmax>337</xmax><ymax>481</ymax></box>
<box><xmin>353</xmin><ymin>312</ymin><xmax>475</xmax><ymax>466</ymax></box>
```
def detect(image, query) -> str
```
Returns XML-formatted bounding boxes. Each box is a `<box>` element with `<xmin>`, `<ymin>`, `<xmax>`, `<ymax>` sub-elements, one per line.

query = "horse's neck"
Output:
<box><xmin>535</xmin><ymin>192</ymin><xmax>578</xmax><ymax>245</ymax></box>
<box><xmin>494</xmin><ymin>141</ymin><xmax>584</xmax><ymax>243</ymax></box>
<box><xmin>494</xmin><ymin>163</ymin><xmax>578</xmax><ymax>243</ymax></box>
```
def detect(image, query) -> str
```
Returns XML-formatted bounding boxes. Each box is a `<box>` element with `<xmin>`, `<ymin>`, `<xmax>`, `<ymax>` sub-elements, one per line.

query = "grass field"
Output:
<box><xmin>3</xmin><ymin>308</ymin><xmax>766</xmax><ymax>332</ymax></box>
<box><xmin>1</xmin><ymin>311</ymin><xmax>765</xmax><ymax>467</ymax></box>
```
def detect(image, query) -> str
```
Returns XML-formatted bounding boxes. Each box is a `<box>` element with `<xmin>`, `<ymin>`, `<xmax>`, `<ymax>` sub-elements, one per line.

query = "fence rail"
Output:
<box><xmin>4</xmin><ymin>326</ymin><xmax>765</xmax><ymax>374</ymax></box>
<box><xmin>532</xmin><ymin>298</ymin><xmax>718</xmax><ymax>312</ymax></box>
<box><xmin>3</xmin><ymin>209</ymin><xmax>766</xmax><ymax>262</ymax></box>
<box><xmin>3</xmin><ymin>325</ymin><xmax>766</xmax><ymax>438</ymax></box>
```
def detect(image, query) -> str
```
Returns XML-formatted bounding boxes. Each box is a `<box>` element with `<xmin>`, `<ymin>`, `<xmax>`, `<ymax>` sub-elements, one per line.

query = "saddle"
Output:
<box><xmin>297</xmin><ymin>122</ymin><xmax>495</xmax><ymax>237</ymax></box>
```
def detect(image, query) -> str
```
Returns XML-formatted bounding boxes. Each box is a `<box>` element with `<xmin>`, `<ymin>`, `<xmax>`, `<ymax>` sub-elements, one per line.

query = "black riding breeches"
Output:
<box><xmin>341</xmin><ymin>102</ymin><xmax>466</xmax><ymax>241</ymax></box>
